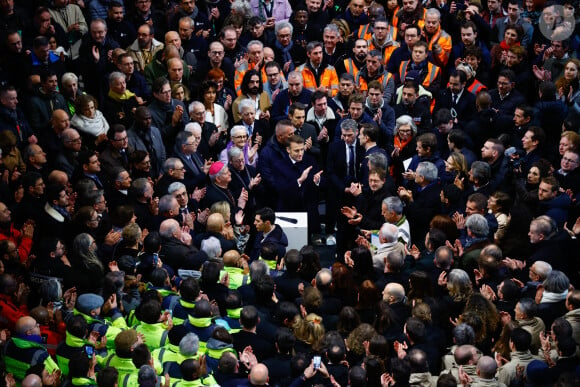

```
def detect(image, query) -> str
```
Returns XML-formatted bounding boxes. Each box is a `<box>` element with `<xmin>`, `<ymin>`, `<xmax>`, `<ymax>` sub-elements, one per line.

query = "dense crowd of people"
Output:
<box><xmin>0</xmin><ymin>0</ymin><xmax>579</xmax><ymax>386</ymax></box>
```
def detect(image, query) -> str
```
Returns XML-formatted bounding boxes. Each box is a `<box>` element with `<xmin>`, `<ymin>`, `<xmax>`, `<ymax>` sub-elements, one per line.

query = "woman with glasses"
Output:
<box><xmin>387</xmin><ymin>115</ymin><xmax>417</xmax><ymax>185</ymax></box>
<box><xmin>219</xmin><ymin>125</ymin><xmax>258</xmax><ymax>167</ymax></box>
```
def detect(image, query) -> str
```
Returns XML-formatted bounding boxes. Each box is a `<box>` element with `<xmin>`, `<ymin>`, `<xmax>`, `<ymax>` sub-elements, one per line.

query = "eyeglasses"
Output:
<box><xmin>113</xmin><ymin>136</ymin><xmax>128</xmax><ymax>142</ymax></box>
<box><xmin>562</xmin><ymin>157</ymin><xmax>578</xmax><ymax>164</ymax></box>
<box><xmin>173</xmin><ymin>167</ymin><xmax>185</xmax><ymax>171</ymax></box>
<box><xmin>184</xmin><ymin>142</ymin><xmax>196</xmax><ymax>146</ymax></box>
<box><xmin>210</xmin><ymin>51</ymin><xmax>224</xmax><ymax>56</ymax></box>
<box><xmin>67</xmin><ymin>138</ymin><xmax>82</xmax><ymax>143</ymax></box>
<box><xmin>233</xmin><ymin>135</ymin><xmax>248</xmax><ymax>139</ymax></box>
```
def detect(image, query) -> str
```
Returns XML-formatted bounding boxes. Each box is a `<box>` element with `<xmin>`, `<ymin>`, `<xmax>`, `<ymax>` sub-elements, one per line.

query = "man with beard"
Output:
<box><xmin>335</xmin><ymin>39</ymin><xmax>368</xmax><ymax>79</ymax></box>
<box><xmin>355</xmin><ymin>50</ymin><xmax>395</xmax><ymax>104</ymax></box>
<box><xmin>26</xmin><ymin>71</ymin><xmax>68</xmax><ymax>133</ymax></box>
<box><xmin>105</xmin><ymin>1</ymin><xmax>135</xmax><ymax>49</ymax></box>
<box><xmin>368</xmin><ymin>18</ymin><xmax>400</xmax><ymax>67</ymax></box>
<box><xmin>393</xmin><ymin>80</ymin><xmax>432</xmax><ymax>134</ymax></box>
<box><xmin>433</xmin><ymin>70</ymin><xmax>476</xmax><ymax>128</ymax></box>
<box><xmin>364</xmin><ymin>81</ymin><xmax>396</xmax><ymax>146</ymax></box>
<box><xmin>330</xmin><ymin>73</ymin><xmax>356</xmax><ymax>117</ymax></box>
<box><xmin>128</xmin><ymin>0</ymin><xmax>167</xmax><ymax>38</ymax></box>
<box><xmin>232</xmin><ymin>70</ymin><xmax>271</xmax><ymax>124</ymax></box>
<box><xmin>334</xmin><ymin>94</ymin><xmax>374</xmax><ymax>142</ymax></box>
<box><xmin>480</xmin><ymin>138</ymin><xmax>509</xmax><ymax>192</ymax></box>
<box><xmin>127</xmin><ymin>23</ymin><xmax>164</xmax><ymax>74</ymax></box>
<box><xmin>392</xmin><ymin>0</ymin><xmax>426</xmax><ymax>31</ymax></box>
<box><xmin>274</xmin><ymin>135</ymin><xmax>323</xmax><ymax>241</ymax></box>
<box><xmin>38</xmin><ymin>184</ymin><xmax>71</xmax><ymax>240</ymax></box>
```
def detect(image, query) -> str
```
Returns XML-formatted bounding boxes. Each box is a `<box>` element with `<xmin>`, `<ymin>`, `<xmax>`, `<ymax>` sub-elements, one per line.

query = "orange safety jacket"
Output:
<box><xmin>425</xmin><ymin>26</ymin><xmax>452</xmax><ymax>67</ymax></box>
<box><xmin>467</xmin><ymin>79</ymin><xmax>487</xmax><ymax>95</ymax></box>
<box><xmin>399</xmin><ymin>60</ymin><xmax>440</xmax><ymax>89</ymax></box>
<box><xmin>296</xmin><ymin>63</ymin><xmax>339</xmax><ymax>97</ymax></box>
<box><xmin>392</xmin><ymin>7</ymin><xmax>426</xmax><ymax>30</ymax></box>
<box><xmin>356</xmin><ymin>71</ymin><xmax>394</xmax><ymax>94</ymax></box>
<box><xmin>368</xmin><ymin>41</ymin><xmax>399</xmax><ymax>65</ymax></box>
<box><xmin>343</xmin><ymin>58</ymin><xmax>361</xmax><ymax>78</ymax></box>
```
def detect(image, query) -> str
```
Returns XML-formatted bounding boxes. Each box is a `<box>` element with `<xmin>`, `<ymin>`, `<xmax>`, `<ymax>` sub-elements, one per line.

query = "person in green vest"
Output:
<box><xmin>152</xmin><ymin>331</ymin><xmax>200</xmax><ymax>379</ymax></box>
<box><xmin>100</xmin><ymin>329</ymin><xmax>143</xmax><ymax>385</ymax></box>
<box><xmin>172</xmin><ymin>358</ymin><xmax>218</xmax><ymax>387</ymax></box>
<box><xmin>3</xmin><ymin>316</ymin><xmax>59</xmax><ymax>381</ymax></box>
<box><xmin>57</xmin><ymin>315</ymin><xmax>103</xmax><ymax>376</ymax></box>
<box><xmin>74</xmin><ymin>293</ymin><xmax>128</xmax><ymax>350</ymax></box>
<box><xmin>204</xmin><ymin>327</ymin><xmax>237</xmax><ymax>375</ymax></box>
<box><xmin>220</xmin><ymin>250</ymin><xmax>251</xmax><ymax>290</ymax></box>
<box><xmin>68</xmin><ymin>350</ymin><xmax>98</xmax><ymax>386</ymax></box>
<box><xmin>118</xmin><ymin>344</ymin><xmax>166</xmax><ymax>387</ymax></box>
<box><xmin>134</xmin><ymin>298</ymin><xmax>173</xmax><ymax>351</ymax></box>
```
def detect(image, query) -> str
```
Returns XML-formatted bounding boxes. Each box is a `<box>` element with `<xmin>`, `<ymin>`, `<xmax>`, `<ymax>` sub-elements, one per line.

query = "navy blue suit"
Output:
<box><xmin>274</xmin><ymin>153</ymin><xmax>324</xmax><ymax>234</ymax></box>
<box><xmin>433</xmin><ymin>88</ymin><xmax>476</xmax><ymax>127</ymax></box>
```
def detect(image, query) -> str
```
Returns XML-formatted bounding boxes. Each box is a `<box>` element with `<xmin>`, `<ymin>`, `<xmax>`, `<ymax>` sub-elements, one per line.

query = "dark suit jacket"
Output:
<box><xmin>326</xmin><ymin>140</ymin><xmax>364</xmax><ymax>190</ymax></box>
<box><xmin>433</xmin><ymin>88</ymin><xmax>476</xmax><ymax>126</ymax></box>
<box><xmin>99</xmin><ymin>145</ymin><xmax>132</xmax><ymax>175</ymax></box>
<box><xmin>295</xmin><ymin>123</ymin><xmax>320</xmax><ymax>157</ymax></box>
<box><xmin>231</xmin><ymin>330</ymin><xmax>275</xmax><ymax>362</ymax></box>
<box><xmin>172</xmin><ymin>147</ymin><xmax>208</xmax><ymax>190</ymax></box>
<box><xmin>405</xmin><ymin>181</ymin><xmax>442</xmax><ymax>244</ymax></box>
<box><xmin>274</xmin><ymin>154</ymin><xmax>322</xmax><ymax>211</ymax></box>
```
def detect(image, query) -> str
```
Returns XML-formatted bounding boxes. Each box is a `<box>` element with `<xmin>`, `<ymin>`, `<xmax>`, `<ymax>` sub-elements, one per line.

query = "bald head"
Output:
<box><xmin>383</xmin><ymin>283</ymin><xmax>405</xmax><ymax>304</ymax></box>
<box><xmin>48</xmin><ymin>170</ymin><xmax>69</xmax><ymax>186</ymax></box>
<box><xmin>51</xmin><ymin>109</ymin><xmax>70</xmax><ymax>132</ymax></box>
<box><xmin>159</xmin><ymin>218</ymin><xmax>180</xmax><ymax>239</ymax></box>
<box><xmin>206</xmin><ymin>213</ymin><xmax>225</xmax><ymax>233</ymax></box>
<box><xmin>315</xmin><ymin>268</ymin><xmax>332</xmax><ymax>289</ymax></box>
<box><xmin>477</xmin><ymin>356</ymin><xmax>497</xmax><ymax>379</ymax></box>
<box><xmin>223</xmin><ymin>250</ymin><xmax>241</xmax><ymax>267</ymax></box>
<box><xmin>454</xmin><ymin>345</ymin><xmax>478</xmax><ymax>365</ymax></box>
<box><xmin>15</xmin><ymin>316</ymin><xmax>37</xmax><ymax>335</ymax></box>
<box><xmin>249</xmin><ymin>364</ymin><xmax>269</xmax><ymax>385</ymax></box>
<box><xmin>22</xmin><ymin>374</ymin><xmax>42</xmax><ymax>387</ymax></box>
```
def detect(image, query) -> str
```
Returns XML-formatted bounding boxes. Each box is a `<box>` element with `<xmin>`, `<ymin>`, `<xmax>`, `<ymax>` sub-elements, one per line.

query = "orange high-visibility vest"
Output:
<box><xmin>296</xmin><ymin>63</ymin><xmax>339</xmax><ymax>97</ymax></box>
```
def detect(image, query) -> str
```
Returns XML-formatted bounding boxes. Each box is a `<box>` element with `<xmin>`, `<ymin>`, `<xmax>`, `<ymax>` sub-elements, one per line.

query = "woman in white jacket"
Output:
<box><xmin>71</xmin><ymin>94</ymin><xmax>110</xmax><ymax>143</ymax></box>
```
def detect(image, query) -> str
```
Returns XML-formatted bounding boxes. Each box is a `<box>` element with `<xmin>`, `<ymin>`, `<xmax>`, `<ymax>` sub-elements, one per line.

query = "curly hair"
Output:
<box><xmin>346</xmin><ymin>323</ymin><xmax>377</xmax><ymax>356</ymax></box>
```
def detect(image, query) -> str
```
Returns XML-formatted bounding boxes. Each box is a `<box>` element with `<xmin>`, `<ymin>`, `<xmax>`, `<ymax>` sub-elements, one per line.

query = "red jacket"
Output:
<box><xmin>0</xmin><ymin>224</ymin><xmax>32</xmax><ymax>264</ymax></box>
<box><xmin>0</xmin><ymin>293</ymin><xmax>28</xmax><ymax>332</ymax></box>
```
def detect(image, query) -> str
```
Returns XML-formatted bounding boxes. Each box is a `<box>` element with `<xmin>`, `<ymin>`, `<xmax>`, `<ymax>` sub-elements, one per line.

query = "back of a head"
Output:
<box><xmin>407</xmin><ymin>348</ymin><xmax>429</xmax><ymax>373</ymax></box>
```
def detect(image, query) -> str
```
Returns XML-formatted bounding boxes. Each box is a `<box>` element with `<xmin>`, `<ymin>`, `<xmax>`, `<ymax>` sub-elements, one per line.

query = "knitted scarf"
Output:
<box><xmin>275</xmin><ymin>39</ymin><xmax>294</xmax><ymax>72</ymax></box>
